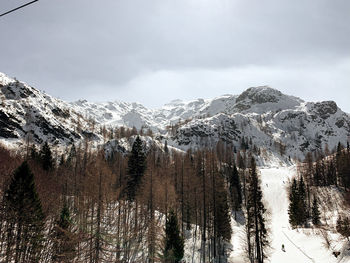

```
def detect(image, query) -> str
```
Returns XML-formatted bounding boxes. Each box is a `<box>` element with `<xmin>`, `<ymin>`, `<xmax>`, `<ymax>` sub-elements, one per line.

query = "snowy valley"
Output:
<box><xmin>0</xmin><ymin>72</ymin><xmax>350</xmax><ymax>263</ymax></box>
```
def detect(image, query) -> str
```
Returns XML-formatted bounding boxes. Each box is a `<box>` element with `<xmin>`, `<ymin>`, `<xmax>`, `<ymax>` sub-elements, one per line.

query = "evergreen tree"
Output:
<box><xmin>311</xmin><ymin>197</ymin><xmax>320</xmax><ymax>226</ymax></box>
<box><xmin>288</xmin><ymin>178</ymin><xmax>299</xmax><ymax>228</ymax></box>
<box><xmin>59</xmin><ymin>154</ymin><xmax>65</xmax><ymax>166</ymax></box>
<box><xmin>66</xmin><ymin>144</ymin><xmax>76</xmax><ymax>166</ymax></box>
<box><xmin>240</xmin><ymin>136</ymin><xmax>249</xmax><ymax>150</ymax></box>
<box><xmin>30</xmin><ymin>144</ymin><xmax>39</xmax><ymax>160</ymax></box>
<box><xmin>229</xmin><ymin>164</ymin><xmax>242</xmax><ymax>213</ymax></box>
<box><xmin>163</xmin><ymin>210</ymin><xmax>184</xmax><ymax>263</ymax></box>
<box><xmin>164</xmin><ymin>140</ymin><xmax>169</xmax><ymax>154</ymax></box>
<box><xmin>246</xmin><ymin>157</ymin><xmax>269</xmax><ymax>263</ymax></box>
<box><xmin>326</xmin><ymin>161</ymin><xmax>336</xmax><ymax>186</ymax></box>
<box><xmin>298</xmin><ymin>176</ymin><xmax>308</xmax><ymax>224</ymax></box>
<box><xmin>288</xmin><ymin>177</ymin><xmax>308</xmax><ymax>228</ymax></box>
<box><xmin>52</xmin><ymin>202</ymin><xmax>76</xmax><ymax>262</ymax></box>
<box><xmin>39</xmin><ymin>141</ymin><xmax>54</xmax><ymax>171</ymax></box>
<box><xmin>126</xmin><ymin>136</ymin><xmax>146</xmax><ymax>200</ymax></box>
<box><xmin>336</xmin><ymin>143</ymin><xmax>350</xmax><ymax>189</ymax></box>
<box><xmin>2</xmin><ymin>161</ymin><xmax>45</xmax><ymax>262</ymax></box>
<box><xmin>215</xmin><ymin>174</ymin><xmax>232</xmax><ymax>248</ymax></box>
<box><xmin>336</xmin><ymin>216</ymin><xmax>350</xmax><ymax>241</ymax></box>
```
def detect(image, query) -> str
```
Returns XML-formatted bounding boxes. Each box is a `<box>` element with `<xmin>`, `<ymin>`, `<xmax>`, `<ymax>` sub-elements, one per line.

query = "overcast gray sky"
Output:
<box><xmin>1</xmin><ymin>0</ymin><xmax>349</xmax><ymax>112</ymax></box>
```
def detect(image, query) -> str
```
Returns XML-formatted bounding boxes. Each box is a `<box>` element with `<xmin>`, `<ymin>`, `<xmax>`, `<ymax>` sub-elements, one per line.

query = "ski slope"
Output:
<box><xmin>260</xmin><ymin>166</ymin><xmax>343</xmax><ymax>263</ymax></box>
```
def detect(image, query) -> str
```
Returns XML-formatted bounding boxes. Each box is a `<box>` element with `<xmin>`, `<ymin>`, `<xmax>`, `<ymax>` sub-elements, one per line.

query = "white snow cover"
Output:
<box><xmin>2</xmin><ymin>71</ymin><xmax>350</xmax><ymax>160</ymax></box>
<box><xmin>229</xmin><ymin>165</ymin><xmax>349</xmax><ymax>263</ymax></box>
<box><xmin>2</xmin><ymin>72</ymin><xmax>350</xmax><ymax>262</ymax></box>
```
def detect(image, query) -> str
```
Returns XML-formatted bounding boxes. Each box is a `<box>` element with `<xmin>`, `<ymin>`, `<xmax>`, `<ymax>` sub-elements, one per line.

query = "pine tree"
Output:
<box><xmin>2</xmin><ymin>161</ymin><xmax>45</xmax><ymax>262</ymax></box>
<box><xmin>126</xmin><ymin>136</ymin><xmax>147</xmax><ymax>200</ymax></box>
<box><xmin>66</xmin><ymin>144</ymin><xmax>76</xmax><ymax>166</ymax></box>
<box><xmin>311</xmin><ymin>197</ymin><xmax>320</xmax><ymax>226</ymax></box>
<box><xmin>326</xmin><ymin>161</ymin><xmax>336</xmax><ymax>186</ymax></box>
<box><xmin>288</xmin><ymin>178</ymin><xmax>299</xmax><ymax>228</ymax></box>
<box><xmin>288</xmin><ymin>176</ymin><xmax>309</xmax><ymax>228</ymax></box>
<box><xmin>215</xmin><ymin>174</ymin><xmax>232</xmax><ymax>246</ymax></box>
<box><xmin>229</xmin><ymin>164</ymin><xmax>242</xmax><ymax>213</ymax></box>
<box><xmin>163</xmin><ymin>210</ymin><xmax>184</xmax><ymax>263</ymax></box>
<box><xmin>246</xmin><ymin>157</ymin><xmax>269</xmax><ymax>263</ymax></box>
<box><xmin>297</xmin><ymin>176</ymin><xmax>308</xmax><ymax>225</ymax></box>
<box><xmin>53</xmin><ymin>202</ymin><xmax>76</xmax><ymax>262</ymax></box>
<box><xmin>39</xmin><ymin>141</ymin><xmax>54</xmax><ymax>171</ymax></box>
<box><xmin>30</xmin><ymin>144</ymin><xmax>39</xmax><ymax>160</ymax></box>
<box><xmin>164</xmin><ymin>140</ymin><xmax>169</xmax><ymax>154</ymax></box>
<box><xmin>336</xmin><ymin>216</ymin><xmax>350</xmax><ymax>241</ymax></box>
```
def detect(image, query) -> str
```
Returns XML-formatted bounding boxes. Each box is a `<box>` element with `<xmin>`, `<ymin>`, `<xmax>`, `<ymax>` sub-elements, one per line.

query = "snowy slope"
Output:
<box><xmin>260</xmin><ymin>166</ymin><xmax>347</xmax><ymax>263</ymax></box>
<box><xmin>1</xmin><ymin>72</ymin><xmax>350</xmax><ymax>262</ymax></box>
<box><xmin>1</xmin><ymin>71</ymin><xmax>350</xmax><ymax>161</ymax></box>
<box><xmin>0</xmin><ymin>72</ymin><xmax>101</xmax><ymax>146</ymax></box>
<box><xmin>229</xmin><ymin>166</ymin><xmax>349</xmax><ymax>263</ymax></box>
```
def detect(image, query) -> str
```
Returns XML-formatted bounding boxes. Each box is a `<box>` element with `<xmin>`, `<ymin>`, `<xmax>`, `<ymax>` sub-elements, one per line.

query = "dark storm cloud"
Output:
<box><xmin>0</xmin><ymin>0</ymin><xmax>349</xmax><ymax>111</ymax></box>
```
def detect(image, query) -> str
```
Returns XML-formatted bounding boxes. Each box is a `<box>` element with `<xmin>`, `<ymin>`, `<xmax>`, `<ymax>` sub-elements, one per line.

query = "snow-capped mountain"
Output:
<box><xmin>0</xmin><ymin>72</ymin><xmax>101</xmax><ymax>146</ymax></box>
<box><xmin>1</xmin><ymin>72</ymin><xmax>349</xmax><ymax>160</ymax></box>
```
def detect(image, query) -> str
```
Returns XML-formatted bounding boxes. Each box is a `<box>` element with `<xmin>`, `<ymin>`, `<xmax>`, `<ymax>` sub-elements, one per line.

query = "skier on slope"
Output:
<box><xmin>282</xmin><ymin>244</ymin><xmax>285</xmax><ymax>252</ymax></box>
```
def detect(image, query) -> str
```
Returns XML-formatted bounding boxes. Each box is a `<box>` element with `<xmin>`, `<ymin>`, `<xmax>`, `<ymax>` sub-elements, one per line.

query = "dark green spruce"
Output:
<box><xmin>2</xmin><ymin>161</ymin><xmax>45</xmax><ymax>262</ymax></box>
<box><xmin>126</xmin><ymin>136</ymin><xmax>146</xmax><ymax>201</ymax></box>
<box><xmin>52</xmin><ymin>202</ymin><xmax>76</xmax><ymax>262</ymax></box>
<box><xmin>39</xmin><ymin>141</ymin><xmax>54</xmax><ymax>171</ymax></box>
<box><xmin>163</xmin><ymin>210</ymin><xmax>184</xmax><ymax>263</ymax></box>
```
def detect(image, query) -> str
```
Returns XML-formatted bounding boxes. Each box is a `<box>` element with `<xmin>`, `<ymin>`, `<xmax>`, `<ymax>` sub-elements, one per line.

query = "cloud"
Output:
<box><xmin>115</xmin><ymin>58</ymin><xmax>350</xmax><ymax>111</ymax></box>
<box><xmin>0</xmin><ymin>0</ymin><xmax>349</xmax><ymax>111</ymax></box>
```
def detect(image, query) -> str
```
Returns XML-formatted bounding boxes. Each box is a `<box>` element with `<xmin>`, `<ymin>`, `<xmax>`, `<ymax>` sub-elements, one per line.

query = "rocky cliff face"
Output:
<box><xmin>1</xmin><ymin>72</ymin><xmax>349</xmax><ymax>161</ymax></box>
<box><xmin>0</xmin><ymin>73</ymin><xmax>100</xmax><ymax>145</ymax></box>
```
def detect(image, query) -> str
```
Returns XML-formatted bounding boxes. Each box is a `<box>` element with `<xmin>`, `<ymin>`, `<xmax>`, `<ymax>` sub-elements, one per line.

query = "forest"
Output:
<box><xmin>289</xmin><ymin>142</ymin><xmax>350</xmax><ymax>240</ymax></box>
<box><xmin>1</xmin><ymin>125</ymin><xmax>349</xmax><ymax>262</ymax></box>
<box><xmin>0</xmin><ymin>128</ymin><xmax>270</xmax><ymax>263</ymax></box>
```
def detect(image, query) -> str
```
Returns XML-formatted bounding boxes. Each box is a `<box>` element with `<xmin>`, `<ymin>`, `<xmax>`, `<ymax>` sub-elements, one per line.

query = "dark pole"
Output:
<box><xmin>0</xmin><ymin>0</ymin><xmax>39</xmax><ymax>18</ymax></box>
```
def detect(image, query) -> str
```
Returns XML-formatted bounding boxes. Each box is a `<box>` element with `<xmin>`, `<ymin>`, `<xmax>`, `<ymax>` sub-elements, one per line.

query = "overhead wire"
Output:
<box><xmin>0</xmin><ymin>0</ymin><xmax>39</xmax><ymax>18</ymax></box>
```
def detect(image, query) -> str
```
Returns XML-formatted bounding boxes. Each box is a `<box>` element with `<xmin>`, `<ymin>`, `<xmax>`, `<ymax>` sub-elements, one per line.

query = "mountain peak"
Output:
<box><xmin>164</xmin><ymin>99</ymin><xmax>185</xmax><ymax>107</ymax></box>
<box><xmin>232</xmin><ymin>86</ymin><xmax>303</xmax><ymax>113</ymax></box>
<box><xmin>236</xmin><ymin>86</ymin><xmax>282</xmax><ymax>104</ymax></box>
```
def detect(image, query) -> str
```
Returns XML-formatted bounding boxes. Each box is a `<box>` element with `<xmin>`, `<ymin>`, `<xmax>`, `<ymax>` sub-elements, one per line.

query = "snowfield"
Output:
<box><xmin>260</xmin><ymin>166</ymin><xmax>347</xmax><ymax>263</ymax></box>
<box><xmin>2</xmin><ymin>72</ymin><xmax>350</xmax><ymax>162</ymax></box>
<box><xmin>229</xmin><ymin>165</ymin><xmax>348</xmax><ymax>263</ymax></box>
<box><xmin>1</xmin><ymin>72</ymin><xmax>350</xmax><ymax>262</ymax></box>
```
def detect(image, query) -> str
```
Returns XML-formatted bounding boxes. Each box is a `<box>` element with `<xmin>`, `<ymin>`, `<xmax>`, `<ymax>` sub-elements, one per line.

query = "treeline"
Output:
<box><xmin>290</xmin><ymin>142</ymin><xmax>350</xmax><ymax>239</ymax></box>
<box><xmin>0</xmin><ymin>135</ymin><xmax>269</xmax><ymax>262</ymax></box>
<box><xmin>301</xmin><ymin>142</ymin><xmax>350</xmax><ymax>189</ymax></box>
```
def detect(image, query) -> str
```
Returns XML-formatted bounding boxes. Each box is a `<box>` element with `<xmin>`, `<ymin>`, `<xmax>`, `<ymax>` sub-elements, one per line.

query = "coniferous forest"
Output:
<box><xmin>289</xmin><ymin>143</ymin><xmax>350</xmax><ymax>237</ymax></box>
<box><xmin>0</xmin><ymin>129</ymin><xmax>271</xmax><ymax>263</ymax></box>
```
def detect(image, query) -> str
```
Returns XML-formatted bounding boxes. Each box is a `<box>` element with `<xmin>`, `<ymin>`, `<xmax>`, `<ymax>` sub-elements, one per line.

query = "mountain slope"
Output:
<box><xmin>0</xmin><ymin>73</ymin><xmax>100</xmax><ymax>146</ymax></box>
<box><xmin>1</xmin><ymin>72</ymin><xmax>349</xmax><ymax>161</ymax></box>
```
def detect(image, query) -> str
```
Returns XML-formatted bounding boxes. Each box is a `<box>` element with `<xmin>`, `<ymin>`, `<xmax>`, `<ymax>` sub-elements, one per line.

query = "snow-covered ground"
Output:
<box><xmin>229</xmin><ymin>165</ymin><xmax>348</xmax><ymax>263</ymax></box>
<box><xmin>260</xmin><ymin>166</ymin><xmax>346</xmax><ymax>263</ymax></box>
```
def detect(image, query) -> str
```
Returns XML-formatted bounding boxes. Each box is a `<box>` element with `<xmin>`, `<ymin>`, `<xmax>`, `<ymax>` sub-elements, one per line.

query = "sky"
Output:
<box><xmin>0</xmin><ymin>0</ymin><xmax>349</xmax><ymax>112</ymax></box>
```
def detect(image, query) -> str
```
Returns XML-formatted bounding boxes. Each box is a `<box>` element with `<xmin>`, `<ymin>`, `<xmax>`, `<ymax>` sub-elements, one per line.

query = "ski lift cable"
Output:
<box><xmin>0</xmin><ymin>0</ymin><xmax>39</xmax><ymax>18</ymax></box>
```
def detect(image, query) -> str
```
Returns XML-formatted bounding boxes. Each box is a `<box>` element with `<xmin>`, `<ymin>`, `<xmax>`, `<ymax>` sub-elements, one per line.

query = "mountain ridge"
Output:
<box><xmin>1</xmin><ymin>72</ymin><xmax>349</xmax><ymax>162</ymax></box>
